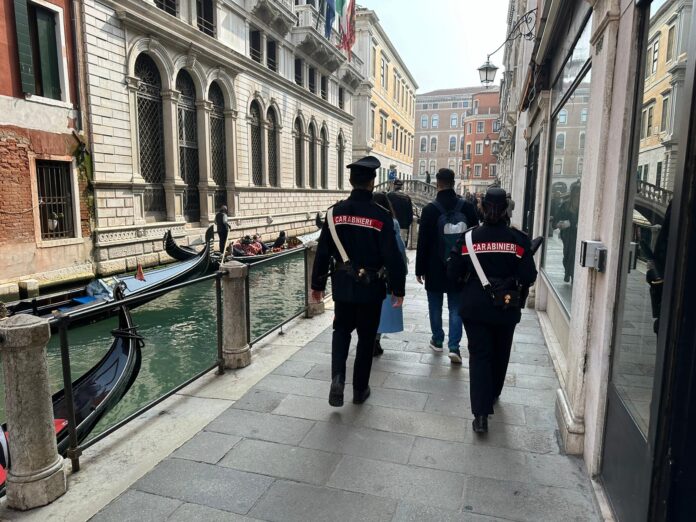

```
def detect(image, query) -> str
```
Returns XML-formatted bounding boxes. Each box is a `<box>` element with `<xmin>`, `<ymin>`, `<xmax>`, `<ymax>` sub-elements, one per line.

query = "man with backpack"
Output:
<box><xmin>415</xmin><ymin>168</ymin><xmax>479</xmax><ymax>363</ymax></box>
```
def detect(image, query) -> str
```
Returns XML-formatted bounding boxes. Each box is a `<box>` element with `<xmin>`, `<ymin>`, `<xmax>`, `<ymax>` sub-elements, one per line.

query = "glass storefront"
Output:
<box><xmin>542</xmin><ymin>18</ymin><xmax>592</xmax><ymax>312</ymax></box>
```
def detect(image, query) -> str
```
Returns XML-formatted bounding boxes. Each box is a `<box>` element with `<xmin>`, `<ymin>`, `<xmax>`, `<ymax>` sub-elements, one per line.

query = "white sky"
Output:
<box><xmin>361</xmin><ymin>0</ymin><xmax>511</xmax><ymax>93</ymax></box>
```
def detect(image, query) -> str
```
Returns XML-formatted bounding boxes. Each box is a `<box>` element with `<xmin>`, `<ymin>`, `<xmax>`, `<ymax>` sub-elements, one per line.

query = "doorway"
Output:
<box><xmin>522</xmin><ymin>135</ymin><xmax>540</xmax><ymax>236</ymax></box>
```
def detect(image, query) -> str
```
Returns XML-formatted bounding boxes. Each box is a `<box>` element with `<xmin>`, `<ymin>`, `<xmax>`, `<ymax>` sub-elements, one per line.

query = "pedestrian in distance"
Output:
<box><xmin>214</xmin><ymin>205</ymin><xmax>231</xmax><ymax>254</ymax></box>
<box><xmin>311</xmin><ymin>156</ymin><xmax>406</xmax><ymax>407</ymax></box>
<box><xmin>416</xmin><ymin>168</ymin><xmax>479</xmax><ymax>363</ymax></box>
<box><xmin>447</xmin><ymin>187</ymin><xmax>538</xmax><ymax>434</ymax></box>
<box><xmin>425</xmin><ymin>171</ymin><xmax>431</xmax><ymax>185</ymax></box>
<box><xmin>387</xmin><ymin>179</ymin><xmax>414</xmax><ymax>248</ymax></box>
<box><xmin>372</xmin><ymin>192</ymin><xmax>408</xmax><ymax>357</ymax></box>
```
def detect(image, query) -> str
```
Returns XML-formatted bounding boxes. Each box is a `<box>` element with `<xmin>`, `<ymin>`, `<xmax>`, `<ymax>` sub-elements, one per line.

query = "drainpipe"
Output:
<box><xmin>68</xmin><ymin>0</ymin><xmax>82</xmax><ymax>132</ymax></box>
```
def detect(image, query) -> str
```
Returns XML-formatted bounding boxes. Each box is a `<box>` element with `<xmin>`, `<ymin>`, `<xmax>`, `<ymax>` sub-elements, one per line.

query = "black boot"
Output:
<box><xmin>472</xmin><ymin>415</ymin><xmax>488</xmax><ymax>434</ymax></box>
<box><xmin>329</xmin><ymin>375</ymin><xmax>345</xmax><ymax>407</ymax></box>
<box><xmin>353</xmin><ymin>386</ymin><xmax>371</xmax><ymax>404</ymax></box>
<box><xmin>373</xmin><ymin>339</ymin><xmax>384</xmax><ymax>357</ymax></box>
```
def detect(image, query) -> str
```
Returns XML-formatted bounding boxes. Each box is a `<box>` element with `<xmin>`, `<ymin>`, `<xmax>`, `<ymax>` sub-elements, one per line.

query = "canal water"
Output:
<box><xmin>0</xmin><ymin>251</ymin><xmax>310</xmax><ymax>440</ymax></box>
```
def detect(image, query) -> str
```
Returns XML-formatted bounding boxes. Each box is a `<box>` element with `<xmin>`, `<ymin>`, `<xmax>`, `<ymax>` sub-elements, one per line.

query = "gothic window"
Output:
<box><xmin>337</xmin><ymin>133</ymin><xmax>345</xmax><ymax>190</ymax></box>
<box><xmin>249</xmin><ymin>101</ymin><xmax>263</xmax><ymax>186</ymax></box>
<box><xmin>135</xmin><ymin>54</ymin><xmax>165</xmax><ymax>214</ymax></box>
<box><xmin>430</xmin><ymin>136</ymin><xmax>437</xmax><ymax>152</ymax></box>
<box><xmin>320</xmin><ymin>127</ymin><xmax>329</xmax><ymax>189</ymax></box>
<box><xmin>420</xmin><ymin>137</ymin><xmax>427</xmax><ymax>152</ymax></box>
<box><xmin>267</xmin><ymin>107</ymin><xmax>279</xmax><ymax>187</ymax></box>
<box><xmin>209</xmin><ymin>82</ymin><xmax>226</xmax><ymax>209</ymax></box>
<box><xmin>177</xmin><ymin>70</ymin><xmax>200</xmax><ymax>222</ymax></box>
<box><xmin>294</xmin><ymin>118</ymin><xmax>304</xmax><ymax>187</ymax></box>
<box><xmin>308</xmin><ymin>123</ymin><xmax>317</xmax><ymax>188</ymax></box>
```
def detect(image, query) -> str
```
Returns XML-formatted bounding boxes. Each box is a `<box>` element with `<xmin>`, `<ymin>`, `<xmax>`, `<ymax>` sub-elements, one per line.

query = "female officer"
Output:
<box><xmin>447</xmin><ymin>187</ymin><xmax>538</xmax><ymax>434</ymax></box>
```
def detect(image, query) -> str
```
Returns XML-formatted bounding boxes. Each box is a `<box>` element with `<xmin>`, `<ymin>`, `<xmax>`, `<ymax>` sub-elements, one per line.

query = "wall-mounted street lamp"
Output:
<box><xmin>478</xmin><ymin>8</ymin><xmax>537</xmax><ymax>87</ymax></box>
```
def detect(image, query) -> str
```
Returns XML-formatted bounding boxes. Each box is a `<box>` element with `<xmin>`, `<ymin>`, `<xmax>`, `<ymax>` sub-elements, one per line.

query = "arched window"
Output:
<box><xmin>267</xmin><ymin>107</ymin><xmax>279</xmax><ymax>187</ymax></box>
<box><xmin>429</xmin><ymin>160</ymin><xmax>436</xmax><ymax>172</ymax></box>
<box><xmin>209</xmin><ymin>82</ymin><xmax>226</xmax><ymax>209</ymax></box>
<box><xmin>431</xmin><ymin>114</ymin><xmax>439</xmax><ymax>128</ymax></box>
<box><xmin>420</xmin><ymin>137</ymin><xmax>427</xmax><ymax>152</ymax></box>
<box><xmin>135</xmin><ymin>54</ymin><xmax>165</xmax><ymax>215</ymax></box>
<box><xmin>308</xmin><ymin>123</ymin><xmax>317</xmax><ymax>188</ymax></box>
<box><xmin>450</xmin><ymin>113</ymin><xmax>458</xmax><ymax>127</ymax></box>
<box><xmin>176</xmin><ymin>69</ymin><xmax>199</xmax><ymax>222</ymax></box>
<box><xmin>558</xmin><ymin>109</ymin><xmax>568</xmax><ymax>124</ymax></box>
<box><xmin>449</xmin><ymin>136</ymin><xmax>456</xmax><ymax>151</ymax></box>
<box><xmin>555</xmin><ymin>132</ymin><xmax>565</xmax><ymax>150</ymax></box>
<box><xmin>419</xmin><ymin>160</ymin><xmax>425</xmax><ymax>174</ymax></box>
<box><xmin>294</xmin><ymin>118</ymin><xmax>304</xmax><ymax>187</ymax></box>
<box><xmin>337</xmin><ymin>133</ymin><xmax>345</xmax><ymax>189</ymax></box>
<box><xmin>249</xmin><ymin>101</ymin><xmax>263</xmax><ymax>186</ymax></box>
<box><xmin>320</xmin><ymin>127</ymin><xmax>329</xmax><ymax>189</ymax></box>
<box><xmin>430</xmin><ymin>136</ymin><xmax>437</xmax><ymax>152</ymax></box>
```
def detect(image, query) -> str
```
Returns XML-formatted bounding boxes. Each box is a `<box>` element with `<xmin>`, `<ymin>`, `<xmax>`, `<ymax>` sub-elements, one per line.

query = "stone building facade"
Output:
<box><xmin>412</xmin><ymin>87</ymin><xmax>485</xmax><ymax>183</ymax></box>
<box><xmin>352</xmin><ymin>7</ymin><xmax>417</xmax><ymax>184</ymax></box>
<box><xmin>83</xmin><ymin>0</ymin><xmax>363</xmax><ymax>275</ymax></box>
<box><xmin>461</xmin><ymin>90</ymin><xmax>501</xmax><ymax>194</ymax></box>
<box><xmin>0</xmin><ymin>0</ymin><xmax>93</xmax><ymax>296</ymax></box>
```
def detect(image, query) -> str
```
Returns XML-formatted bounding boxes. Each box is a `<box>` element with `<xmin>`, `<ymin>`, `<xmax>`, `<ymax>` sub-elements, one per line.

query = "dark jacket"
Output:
<box><xmin>447</xmin><ymin>223</ymin><xmax>538</xmax><ymax>325</ymax></box>
<box><xmin>311</xmin><ymin>189</ymin><xmax>406</xmax><ymax>303</ymax></box>
<box><xmin>416</xmin><ymin>189</ymin><xmax>478</xmax><ymax>293</ymax></box>
<box><xmin>387</xmin><ymin>191</ymin><xmax>414</xmax><ymax>230</ymax></box>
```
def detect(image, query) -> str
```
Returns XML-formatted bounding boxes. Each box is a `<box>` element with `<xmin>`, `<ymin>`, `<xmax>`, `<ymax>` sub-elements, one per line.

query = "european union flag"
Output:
<box><xmin>325</xmin><ymin>0</ymin><xmax>336</xmax><ymax>39</ymax></box>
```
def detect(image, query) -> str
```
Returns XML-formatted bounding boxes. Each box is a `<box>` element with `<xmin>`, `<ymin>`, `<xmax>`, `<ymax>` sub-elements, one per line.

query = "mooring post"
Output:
<box><xmin>305</xmin><ymin>241</ymin><xmax>325</xmax><ymax>318</ymax></box>
<box><xmin>0</xmin><ymin>315</ymin><xmax>67</xmax><ymax>510</ymax></box>
<box><xmin>221</xmin><ymin>260</ymin><xmax>252</xmax><ymax>369</ymax></box>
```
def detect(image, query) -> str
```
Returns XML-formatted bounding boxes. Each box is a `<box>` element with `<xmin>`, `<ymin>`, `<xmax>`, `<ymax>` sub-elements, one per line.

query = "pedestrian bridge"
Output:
<box><xmin>374</xmin><ymin>180</ymin><xmax>437</xmax><ymax>215</ymax></box>
<box><xmin>635</xmin><ymin>180</ymin><xmax>672</xmax><ymax>225</ymax></box>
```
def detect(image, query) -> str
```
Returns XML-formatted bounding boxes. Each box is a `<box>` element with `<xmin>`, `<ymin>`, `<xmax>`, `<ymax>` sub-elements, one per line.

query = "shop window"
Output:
<box><xmin>267</xmin><ymin>107</ymin><xmax>279</xmax><ymax>187</ymax></box>
<box><xmin>250</xmin><ymin>29</ymin><xmax>262</xmax><ymax>63</ymax></box>
<box><xmin>196</xmin><ymin>0</ymin><xmax>214</xmax><ymax>36</ymax></box>
<box><xmin>37</xmin><ymin>160</ymin><xmax>75</xmax><ymax>240</ymax></box>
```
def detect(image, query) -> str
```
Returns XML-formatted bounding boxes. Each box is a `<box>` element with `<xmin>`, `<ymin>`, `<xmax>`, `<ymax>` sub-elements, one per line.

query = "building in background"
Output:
<box><xmin>82</xmin><ymin>0</ymin><xmax>363</xmax><ymax>275</ymax></box>
<box><xmin>461</xmin><ymin>89</ymin><xmax>501</xmax><ymax>194</ymax></box>
<box><xmin>413</xmin><ymin>87</ymin><xmax>484</xmax><ymax>184</ymax></box>
<box><xmin>0</xmin><ymin>0</ymin><xmax>93</xmax><ymax>297</ymax></box>
<box><xmin>352</xmin><ymin>7</ymin><xmax>417</xmax><ymax>183</ymax></box>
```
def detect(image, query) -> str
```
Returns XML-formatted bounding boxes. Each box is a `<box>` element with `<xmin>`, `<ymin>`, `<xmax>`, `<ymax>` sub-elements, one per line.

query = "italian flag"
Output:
<box><xmin>336</xmin><ymin>0</ymin><xmax>356</xmax><ymax>56</ymax></box>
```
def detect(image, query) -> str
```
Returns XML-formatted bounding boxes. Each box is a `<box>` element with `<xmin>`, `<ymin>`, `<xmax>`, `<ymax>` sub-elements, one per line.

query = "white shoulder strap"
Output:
<box><xmin>465</xmin><ymin>230</ymin><xmax>491</xmax><ymax>289</ymax></box>
<box><xmin>327</xmin><ymin>207</ymin><xmax>350</xmax><ymax>264</ymax></box>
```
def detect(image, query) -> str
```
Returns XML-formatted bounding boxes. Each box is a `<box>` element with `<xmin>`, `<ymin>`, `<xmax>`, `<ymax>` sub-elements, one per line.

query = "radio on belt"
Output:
<box><xmin>580</xmin><ymin>240</ymin><xmax>607</xmax><ymax>272</ymax></box>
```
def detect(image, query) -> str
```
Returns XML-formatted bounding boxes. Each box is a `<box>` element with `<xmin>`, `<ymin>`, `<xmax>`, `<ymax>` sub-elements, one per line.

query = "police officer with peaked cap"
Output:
<box><xmin>311</xmin><ymin>156</ymin><xmax>407</xmax><ymax>407</ymax></box>
<box><xmin>447</xmin><ymin>187</ymin><xmax>538</xmax><ymax>434</ymax></box>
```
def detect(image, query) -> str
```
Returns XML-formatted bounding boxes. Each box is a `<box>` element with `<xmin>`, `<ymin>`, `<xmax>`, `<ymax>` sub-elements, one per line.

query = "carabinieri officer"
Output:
<box><xmin>311</xmin><ymin>156</ymin><xmax>407</xmax><ymax>407</ymax></box>
<box><xmin>447</xmin><ymin>187</ymin><xmax>538</xmax><ymax>434</ymax></box>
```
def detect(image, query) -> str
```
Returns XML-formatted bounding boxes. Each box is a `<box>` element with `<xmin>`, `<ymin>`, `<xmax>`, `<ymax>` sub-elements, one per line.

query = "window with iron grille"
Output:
<box><xmin>308</xmin><ymin>67</ymin><xmax>317</xmax><ymax>94</ymax></box>
<box><xmin>320</xmin><ymin>75</ymin><xmax>328</xmax><ymax>100</ymax></box>
<box><xmin>338</xmin><ymin>87</ymin><xmax>345</xmax><ymax>110</ymax></box>
<box><xmin>267</xmin><ymin>108</ymin><xmax>279</xmax><ymax>187</ymax></box>
<box><xmin>320</xmin><ymin>128</ymin><xmax>328</xmax><ymax>189</ymax></box>
<box><xmin>295</xmin><ymin>58</ymin><xmax>304</xmax><ymax>86</ymax></box>
<box><xmin>209</xmin><ymin>82</ymin><xmax>227</xmax><ymax>207</ymax></box>
<box><xmin>196</xmin><ymin>0</ymin><xmax>214</xmax><ymax>36</ymax></box>
<box><xmin>337</xmin><ymin>134</ymin><xmax>344</xmax><ymax>189</ymax></box>
<box><xmin>267</xmin><ymin>39</ymin><xmax>277</xmax><ymax>72</ymax></box>
<box><xmin>250</xmin><ymin>101</ymin><xmax>263</xmax><ymax>186</ymax></box>
<box><xmin>135</xmin><ymin>54</ymin><xmax>165</xmax><ymax>214</ymax></box>
<box><xmin>155</xmin><ymin>0</ymin><xmax>176</xmax><ymax>15</ymax></box>
<box><xmin>308</xmin><ymin>124</ymin><xmax>317</xmax><ymax>188</ymax></box>
<box><xmin>250</xmin><ymin>29</ymin><xmax>262</xmax><ymax>63</ymax></box>
<box><xmin>37</xmin><ymin>160</ymin><xmax>75</xmax><ymax>240</ymax></box>
<box><xmin>294</xmin><ymin>118</ymin><xmax>304</xmax><ymax>187</ymax></box>
<box><xmin>177</xmin><ymin>70</ymin><xmax>200</xmax><ymax>222</ymax></box>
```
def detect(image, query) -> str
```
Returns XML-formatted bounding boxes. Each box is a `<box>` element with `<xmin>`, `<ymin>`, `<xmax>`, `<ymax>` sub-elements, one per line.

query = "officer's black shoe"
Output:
<box><xmin>373</xmin><ymin>340</ymin><xmax>384</xmax><ymax>357</ymax></box>
<box><xmin>329</xmin><ymin>376</ymin><xmax>345</xmax><ymax>407</ymax></box>
<box><xmin>353</xmin><ymin>386</ymin><xmax>371</xmax><ymax>404</ymax></box>
<box><xmin>472</xmin><ymin>415</ymin><xmax>488</xmax><ymax>434</ymax></box>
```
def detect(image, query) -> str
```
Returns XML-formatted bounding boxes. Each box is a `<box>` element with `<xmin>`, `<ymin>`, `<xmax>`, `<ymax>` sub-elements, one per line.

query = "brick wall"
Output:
<box><xmin>0</xmin><ymin>130</ymin><xmax>33</xmax><ymax>244</ymax></box>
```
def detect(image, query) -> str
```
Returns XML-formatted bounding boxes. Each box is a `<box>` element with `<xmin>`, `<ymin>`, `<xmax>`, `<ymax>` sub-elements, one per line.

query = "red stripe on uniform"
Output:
<box><xmin>333</xmin><ymin>215</ymin><xmax>384</xmax><ymax>231</ymax></box>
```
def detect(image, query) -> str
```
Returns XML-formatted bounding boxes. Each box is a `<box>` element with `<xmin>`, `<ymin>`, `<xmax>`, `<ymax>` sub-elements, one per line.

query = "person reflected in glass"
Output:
<box><xmin>554</xmin><ymin>182</ymin><xmax>581</xmax><ymax>282</ymax></box>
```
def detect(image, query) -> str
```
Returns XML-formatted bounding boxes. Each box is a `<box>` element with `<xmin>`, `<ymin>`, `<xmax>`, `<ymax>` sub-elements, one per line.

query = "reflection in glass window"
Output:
<box><xmin>543</xmin><ymin>68</ymin><xmax>591</xmax><ymax>311</ymax></box>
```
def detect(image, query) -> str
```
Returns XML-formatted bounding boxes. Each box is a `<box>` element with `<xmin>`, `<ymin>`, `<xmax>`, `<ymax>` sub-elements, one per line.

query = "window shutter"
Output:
<box><xmin>35</xmin><ymin>5</ymin><xmax>62</xmax><ymax>100</ymax></box>
<box><xmin>13</xmin><ymin>0</ymin><xmax>36</xmax><ymax>94</ymax></box>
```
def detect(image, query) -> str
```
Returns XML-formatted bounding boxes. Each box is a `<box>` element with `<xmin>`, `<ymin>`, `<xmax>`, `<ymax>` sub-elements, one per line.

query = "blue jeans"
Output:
<box><xmin>427</xmin><ymin>290</ymin><xmax>463</xmax><ymax>350</ymax></box>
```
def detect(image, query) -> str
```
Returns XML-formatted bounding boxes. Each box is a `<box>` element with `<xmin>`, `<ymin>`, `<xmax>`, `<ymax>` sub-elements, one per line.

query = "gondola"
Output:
<box><xmin>162</xmin><ymin>230</ymin><xmax>199</xmax><ymax>262</ymax></box>
<box><xmin>6</xmin><ymin>226</ymin><xmax>214</xmax><ymax>328</ymax></box>
<box><xmin>0</xmin><ymin>301</ymin><xmax>143</xmax><ymax>495</ymax></box>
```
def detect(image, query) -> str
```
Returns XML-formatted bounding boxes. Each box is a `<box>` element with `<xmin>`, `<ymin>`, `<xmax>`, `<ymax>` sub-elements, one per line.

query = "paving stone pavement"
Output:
<box><xmin>92</xmin><ymin>276</ymin><xmax>601</xmax><ymax>522</ymax></box>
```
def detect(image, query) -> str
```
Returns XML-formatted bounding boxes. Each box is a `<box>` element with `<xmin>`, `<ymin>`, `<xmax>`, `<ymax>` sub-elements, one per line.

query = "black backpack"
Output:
<box><xmin>433</xmin><ymin>199</ymin><xmax>469</xmax><ymax>263</ymax></box>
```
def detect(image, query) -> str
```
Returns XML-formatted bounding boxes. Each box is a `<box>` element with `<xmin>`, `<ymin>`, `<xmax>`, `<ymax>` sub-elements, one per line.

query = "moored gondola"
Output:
<box><xmin>163</xmin><ymin>230</ymin><xmax>199</xmax><ymax>262</ymax></box>
<box><xmin>6</xmin><ymin>226</ymin><xmax>214</xmax><ymax>328</ymax></box>
<box><xmin>0</xmin><ymin>302</ymin><xmax>143</xmax><ymax>495</ymax></box>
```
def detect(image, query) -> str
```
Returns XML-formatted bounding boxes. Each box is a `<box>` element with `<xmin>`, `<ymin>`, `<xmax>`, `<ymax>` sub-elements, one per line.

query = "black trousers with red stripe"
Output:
<box><xmin>463</xmin><ymin>321</ymin><xmax>516</xmax><ymax>416</ymax></box>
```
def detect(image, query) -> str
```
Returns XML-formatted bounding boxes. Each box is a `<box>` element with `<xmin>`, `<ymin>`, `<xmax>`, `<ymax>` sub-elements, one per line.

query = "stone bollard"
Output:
<box><xmin>0</xmin><ymin>315</ymin><xmax>66</xmax><ymax>510</ymax></box>
<box><xmin>221</xmin><ymin>261</ymin><xmax>252</xmax><ymax>369</ymax></box>
<box><xmin>305</xmin><ymin>241</ymin><xmax>325</xmax><ymax>318</ymax></box>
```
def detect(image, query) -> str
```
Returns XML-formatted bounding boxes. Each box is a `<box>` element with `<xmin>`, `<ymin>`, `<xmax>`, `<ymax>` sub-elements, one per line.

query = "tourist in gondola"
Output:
<box><xmin>372</xmin><ymin>192</ymin><xmax>408</xmax><ymax>356</ymax></box>
<box><xmin>214</xmin><ymin>205</ymin><xmax>231</xmax><ymax>254</ymax></box>
<box><xmin>271</xmin><ymin>231</ymin><xmax>287</xmax><ymax>250</ymax></box>
<box><xmin>252</xmin><ymin>234</ymin><xmax>268</xmax><ymax>254</ymax></box>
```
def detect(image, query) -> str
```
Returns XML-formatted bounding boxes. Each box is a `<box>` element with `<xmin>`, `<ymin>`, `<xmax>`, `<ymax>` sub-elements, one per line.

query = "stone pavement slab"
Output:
<box><xmin>92</xmin><ymin>276</ymin><xmax>601</xmax><ymax>522</ymax></box>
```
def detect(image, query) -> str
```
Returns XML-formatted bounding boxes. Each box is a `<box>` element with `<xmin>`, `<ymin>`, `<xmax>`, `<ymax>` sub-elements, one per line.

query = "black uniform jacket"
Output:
<box><xmin>387</xmin><ymin>191</ymin><xmax>414</xmax><ymax>230</ymax></box>
<box><xmin>447</xmin><ymin>223</ymin><xmax>538</xmax><ymax>325</ymax></box>
<box><xmin>416</xmin><ymin>189</ymin><xmax>479</xmax><ymax>293</ymax></box>
<box><xmin>312</xmin><ymin>189</ymin><xmax>407</xmax><ymax>304</ymax></box>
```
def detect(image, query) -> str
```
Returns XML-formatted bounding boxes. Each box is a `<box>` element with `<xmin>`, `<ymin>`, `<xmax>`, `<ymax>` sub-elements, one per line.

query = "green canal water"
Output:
<box><xmin>0</xmin><ymin>251</ymin><xmax>310</xmax><ymax>441</ymax></box>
